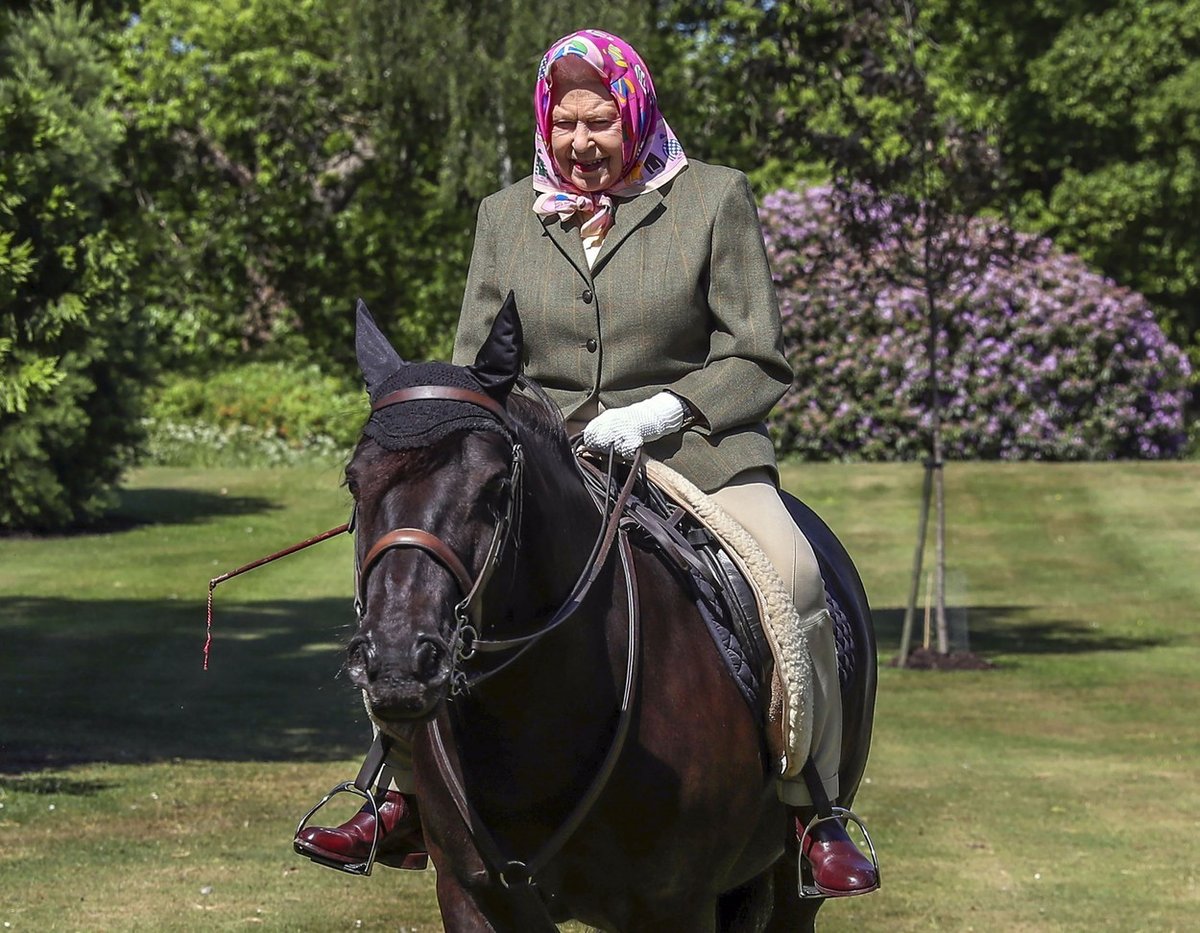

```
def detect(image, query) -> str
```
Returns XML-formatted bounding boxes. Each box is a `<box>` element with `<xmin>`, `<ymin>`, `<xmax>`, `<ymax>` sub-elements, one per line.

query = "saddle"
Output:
<box><xmin>576</xmin><ymin>455</ymin><xmax>780</xmax><ymax>719</ymax></box>
<box><xmin>616</xmin><ymin>469</ymin><xmax>774</xmax><ymax>717</ymax></box>
<box><xmin>577</xmin><ymin>452</ymin><xmax>869</xmax><ymax>784</ymax></box>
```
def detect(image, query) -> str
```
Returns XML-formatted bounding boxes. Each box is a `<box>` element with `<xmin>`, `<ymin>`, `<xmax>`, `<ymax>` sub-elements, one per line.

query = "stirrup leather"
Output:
<box><xmin>293</xmin><ymin>735</ymin><xmax>393</xmax><ymax>877</ymax></box>
<box><xmin>797</xmin><ymin>806</ymin><xmax>881</xmax><ymax>900</ymax></box>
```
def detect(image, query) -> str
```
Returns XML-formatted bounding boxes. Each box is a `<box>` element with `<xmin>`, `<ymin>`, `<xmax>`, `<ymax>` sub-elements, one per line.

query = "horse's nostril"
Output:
<box><xmin>414</xmin><ymin>637</ymin><xmax>445</xmax><ymax>682</ymax></box>
<box><xmin>347</xmin><ymin>633</ymin><xmax>377</xmax><ymax>683</ymax></box>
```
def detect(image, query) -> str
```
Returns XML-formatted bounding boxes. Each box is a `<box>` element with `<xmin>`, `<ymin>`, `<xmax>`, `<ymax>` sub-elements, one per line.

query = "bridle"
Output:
<box><xmin>353</xmin><ymin>385</ymin><xmax>525</xmax><ymax>691</ymax></box>
<box><xmin>355</xmin><ymin>384</ymin><xmax>639</xmax><ymax>693</ymax></box>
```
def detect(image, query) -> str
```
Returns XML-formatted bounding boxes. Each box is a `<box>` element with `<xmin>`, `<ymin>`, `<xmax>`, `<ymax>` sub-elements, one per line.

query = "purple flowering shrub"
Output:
<box><xmin>760</xmin><ymin>187</ymin><xmax>1193</xmax><ymax>461</ymax></box>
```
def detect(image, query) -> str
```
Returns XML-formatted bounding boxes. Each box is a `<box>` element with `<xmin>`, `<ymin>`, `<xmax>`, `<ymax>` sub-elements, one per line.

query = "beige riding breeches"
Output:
<box><xmin>708</xmin><ymin>469</ymin><xmax>843</xmax><ymax>806</ymax></box>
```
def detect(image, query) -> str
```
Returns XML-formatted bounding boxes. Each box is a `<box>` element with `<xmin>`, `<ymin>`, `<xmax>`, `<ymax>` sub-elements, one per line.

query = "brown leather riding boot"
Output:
<box><xmin>797</xmin><ymin>814</ymin><xmax>880</xmax><ymax>897</ymax></box>
<box><xmin>294</xmin><ymin>790</ymin><xmax>428</xmax><ymax>870</ymax></box>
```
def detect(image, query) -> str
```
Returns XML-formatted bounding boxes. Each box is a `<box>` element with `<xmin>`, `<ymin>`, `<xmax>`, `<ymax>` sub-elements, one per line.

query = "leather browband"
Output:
<box><xmin>371</xmin><ymin>386</ymin><xmax>515</xmax><ymax>433</ymax></box>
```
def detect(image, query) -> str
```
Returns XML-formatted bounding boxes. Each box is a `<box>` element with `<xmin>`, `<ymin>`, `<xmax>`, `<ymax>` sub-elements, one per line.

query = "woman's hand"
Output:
<box><xmin>582</xmin><ymin>392</ymin><xmax>687</xmax><ymax>458</ymax></box>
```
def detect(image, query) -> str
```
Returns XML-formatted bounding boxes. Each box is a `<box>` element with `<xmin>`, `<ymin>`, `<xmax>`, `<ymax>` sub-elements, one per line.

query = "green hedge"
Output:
<box><xmin>142</xmin><ymin>362</ymin><xmax>365</xmax><ymax>467</ymax></box>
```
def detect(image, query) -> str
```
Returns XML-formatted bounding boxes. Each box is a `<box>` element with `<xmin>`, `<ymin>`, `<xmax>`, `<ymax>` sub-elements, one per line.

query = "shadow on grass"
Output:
<box><xmin>3</xmin><ymin>595</ymin><xmax>1171</xmax><ymax>777</ymax></box>
<box><xmin>0</xmin><ymin>775</ymin><xmax>115</xmax><ymax>795</ymax></box>
<box><xmin>872</xmin><ymin>605</ymin><xmax>1167</xmax><ymax>658</ymax></box>
<box><xmin>2</xmin><ymin>488</ymin><xmax>283</xmax><ymax>539</ymax></box>
<box><xmin>0</xmin><ymin>596</ymin><xmax>368</xmax><ymax>776</ymax></box>
<box><xmin>108</xmin><ymin>486</ymin><xmax>281</xmax><ymax>529</ymax></box>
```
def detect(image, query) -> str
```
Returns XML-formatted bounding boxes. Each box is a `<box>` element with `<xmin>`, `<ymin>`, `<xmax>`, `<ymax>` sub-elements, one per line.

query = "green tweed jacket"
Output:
<box><xmin>451</xmin><ymin>160</ymin><xmax>792</xmax><ymax>492</ymax></box>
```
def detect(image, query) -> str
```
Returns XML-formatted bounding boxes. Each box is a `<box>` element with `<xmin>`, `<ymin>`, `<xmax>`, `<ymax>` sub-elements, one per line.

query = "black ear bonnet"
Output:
<box><xmin>363</xmin><ymin>362</ymin><xmax>512</xmax><ymax>451</ymax></box>
<box><xmin>355</xmin><ymin>293</ymin><xmax>521</xmax><ymax>450</ymax></box>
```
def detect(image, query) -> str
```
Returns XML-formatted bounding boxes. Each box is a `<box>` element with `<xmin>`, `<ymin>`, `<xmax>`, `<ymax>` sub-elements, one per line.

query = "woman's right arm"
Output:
<box><xmin>451</xmin><ymin>198</ymin><xmax>499</xmax><ymax>367</ymax></box>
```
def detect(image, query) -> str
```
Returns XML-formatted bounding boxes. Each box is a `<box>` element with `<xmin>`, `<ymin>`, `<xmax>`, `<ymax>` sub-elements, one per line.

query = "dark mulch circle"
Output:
<box><xmin>890</xmin><ymin>647</ymin><xmax>996</xmax><ymax>671</ymax></box>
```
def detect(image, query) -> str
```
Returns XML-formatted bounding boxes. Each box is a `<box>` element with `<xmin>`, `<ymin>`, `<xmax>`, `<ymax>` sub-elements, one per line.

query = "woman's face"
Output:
<box><xmin>549</xmin><ymin>78</ymin><xmax>624</xmax><ymax>192</ymax></box>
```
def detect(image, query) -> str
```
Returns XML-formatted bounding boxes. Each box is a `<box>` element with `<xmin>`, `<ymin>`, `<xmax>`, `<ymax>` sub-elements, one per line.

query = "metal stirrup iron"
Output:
<box><xmin>293</xmin><ymin>734</ymin><xmax>396</xmax><ymax>876</ymax></box>
<box><xmin>796</xmin><ymin>758</ymin><xmax>881</xmax><ymax>899</ymax></box>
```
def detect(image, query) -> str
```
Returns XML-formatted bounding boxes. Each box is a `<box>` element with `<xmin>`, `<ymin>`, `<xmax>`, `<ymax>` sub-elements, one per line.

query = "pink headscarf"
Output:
<box><xmin>532</xmin><ymin>29</ymin><xmax>688</xmax><ymax>237</ymax></box>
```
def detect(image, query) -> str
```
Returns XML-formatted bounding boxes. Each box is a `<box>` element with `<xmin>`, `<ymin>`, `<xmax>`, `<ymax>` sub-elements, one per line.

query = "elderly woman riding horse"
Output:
<box><xmin>294</xmin><ymin>28</ymin><xmax>880</xmax><ymax>926</ymax></box>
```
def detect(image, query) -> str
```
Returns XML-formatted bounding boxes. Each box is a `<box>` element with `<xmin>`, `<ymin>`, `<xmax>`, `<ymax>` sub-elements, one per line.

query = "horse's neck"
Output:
<box><xmin>512</xmin><ymin>433</ymin><xmax>603</xmax><ymax>616</ymax></box>
<box><xmin>455</xmin><ymin>434</ymin><xmax>620</xmax><ymax>797</ymax></box>
<box><xmin>470</xmin><ymin>421</ymin><xmax>603</xmax><ymax>638</ymax></box>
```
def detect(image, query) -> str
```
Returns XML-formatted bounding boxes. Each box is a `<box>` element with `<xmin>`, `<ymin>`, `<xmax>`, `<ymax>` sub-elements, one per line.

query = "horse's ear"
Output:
<box><xmin>469</xmin><ymin>291</ymin><xmax>522</xmax><ymax>400</ymax></box>
<box><xmin>355</xmin><ymin>299</ymin><xmax>404</xmax><ymax>394</ymax></box>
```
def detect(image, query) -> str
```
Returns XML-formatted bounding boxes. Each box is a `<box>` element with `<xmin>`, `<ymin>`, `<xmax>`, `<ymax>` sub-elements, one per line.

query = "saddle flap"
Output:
<box><xmin>618</xmin><ymin>471</ymin><xmax>775</xmax><ymax>720</ymax></box>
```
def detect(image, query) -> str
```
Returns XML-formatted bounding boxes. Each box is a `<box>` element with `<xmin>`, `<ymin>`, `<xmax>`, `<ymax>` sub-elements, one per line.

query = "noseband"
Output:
<box><xmin>355</xmin><ymin>386</ymin><xmax>525</xmax><ymax>688</ymax></box>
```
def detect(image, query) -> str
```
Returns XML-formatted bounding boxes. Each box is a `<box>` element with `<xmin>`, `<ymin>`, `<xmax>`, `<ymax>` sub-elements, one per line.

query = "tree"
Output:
<box><xmin>0</xmin><ymin>0</ymin><xmax>151</xmax><ymax>530</ymax></box>
<box><xmin>118</xmin><ymin>0</ymin><xmax>384</xmax><ymax>366</ymax></box>
<box><xmin>909</xmin><ymin>0</ymin><xmax>1200</xmax><ymax>365</ymax></box>
<box><xmin>116</xmin><ymin>0</ymin><xmax>679</xmax><ymax>373</ymax></box>
<box><xmin>671</xmin><ymin>0</ymin><xmax>1200</xmax><ymax>378</ymax></box>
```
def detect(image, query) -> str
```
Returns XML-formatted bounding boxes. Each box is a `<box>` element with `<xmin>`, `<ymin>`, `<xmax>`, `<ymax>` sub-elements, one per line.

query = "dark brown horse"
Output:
<box><xmin>343</xmin><ymin>296</ymin><xmax>877</xmax><ymax>932</ymax></box>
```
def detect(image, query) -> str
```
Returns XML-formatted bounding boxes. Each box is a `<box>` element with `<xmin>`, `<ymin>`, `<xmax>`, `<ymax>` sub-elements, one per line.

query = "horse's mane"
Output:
<box><xmin>510</xmin><ymin>375</ymin><xmax>568</xmax><ymax>444</ymax></box>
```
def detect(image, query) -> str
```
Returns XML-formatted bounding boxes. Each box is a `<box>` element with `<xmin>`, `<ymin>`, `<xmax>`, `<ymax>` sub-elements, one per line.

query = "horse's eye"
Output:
<box><xmin>481</xmin><ymin>475</ymin><xmax>510</xmax><ymax>518</ymax></box>
<box><xmin>347</xmin><ymin>478</ymin><xmax>360</xmax><ymax>498</ymax></box>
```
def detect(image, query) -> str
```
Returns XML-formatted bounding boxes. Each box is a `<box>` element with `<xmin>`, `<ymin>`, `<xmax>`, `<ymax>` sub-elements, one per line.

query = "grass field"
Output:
<box><xmin>1</xmin><ymin>461</ymin><xmax>1197</xmax><ymax>931</ymax></box>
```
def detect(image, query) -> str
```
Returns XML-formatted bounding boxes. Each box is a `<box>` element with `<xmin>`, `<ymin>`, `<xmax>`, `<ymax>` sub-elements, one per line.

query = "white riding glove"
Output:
<box><xmin>582</xmin><ymin>392</ymin><xmax>688</xmax><ymax>459</ymax></box>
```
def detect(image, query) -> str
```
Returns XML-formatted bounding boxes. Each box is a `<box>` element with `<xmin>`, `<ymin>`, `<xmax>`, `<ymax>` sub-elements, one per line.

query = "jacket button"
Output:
<box><xmin>581</xmin><ymin>288</ymin><xmax>593</xmax><ymax>303</ymax></box>
<box><xmin>585</xmin><ymin>338</ymin><xmax>598</xmax><ymax>353</ymax></box>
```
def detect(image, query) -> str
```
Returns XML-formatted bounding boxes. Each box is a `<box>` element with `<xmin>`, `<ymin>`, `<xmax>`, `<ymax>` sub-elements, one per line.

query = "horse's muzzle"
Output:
<box><xmin>346</xmin><ymin>632</ymin><xmax>451</xmax><ymax>721</ymax></box>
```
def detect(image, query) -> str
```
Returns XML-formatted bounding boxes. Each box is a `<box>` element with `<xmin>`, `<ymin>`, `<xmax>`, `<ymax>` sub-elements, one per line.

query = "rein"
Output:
<box><xmin>205</xmin><ymin>382</ymin><xmax>646</xmax><ymax>910</ymax></box>
<box><xmin>428</xmin><ymin>531</ymin><xmax>641</xmax><ymax>898</ymax></box>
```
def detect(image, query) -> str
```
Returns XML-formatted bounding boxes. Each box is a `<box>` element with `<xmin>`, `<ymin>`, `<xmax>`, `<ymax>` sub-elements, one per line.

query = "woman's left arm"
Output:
<box><xmin>666</xmin><ymin>171</ymin><xmax>793</xmax><ymax>435</ymax></box>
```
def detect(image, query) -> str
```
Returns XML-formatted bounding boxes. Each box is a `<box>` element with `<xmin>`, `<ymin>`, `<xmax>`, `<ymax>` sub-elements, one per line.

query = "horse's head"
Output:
<box><xmin>345</xmin><ymin>295</ymin><xmax>523</xmax><ymax>723</ymax></box>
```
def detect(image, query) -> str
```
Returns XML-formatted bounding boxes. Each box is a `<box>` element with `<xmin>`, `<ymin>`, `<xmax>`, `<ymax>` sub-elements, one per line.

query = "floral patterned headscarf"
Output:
<box><xmin>532</xmin><ymin>29</ymin><xmax>687</xmax><ymax>236</ymax></box>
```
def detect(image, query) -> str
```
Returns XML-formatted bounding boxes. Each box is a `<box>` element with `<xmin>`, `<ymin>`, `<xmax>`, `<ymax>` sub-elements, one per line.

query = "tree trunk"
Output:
<box><xmin>933</xmin><ymin>422</ymin><xmax>949</xmax><ymax>654</ymax></box>
<box><xmin>897</xmin><ymin>462</ymin><xmax>933</xmax><ymax>666</ymax></box>
<box><xmin>927</xmin><ymin>269</ymin><xmax>950</xmax><ymax>655</ymax></box>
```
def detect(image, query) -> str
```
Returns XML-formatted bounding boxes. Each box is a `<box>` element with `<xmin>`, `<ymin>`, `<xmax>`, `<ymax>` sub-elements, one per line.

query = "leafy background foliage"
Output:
<box><xmin>0</xmin><ymin>1</ymin><xmax>150</xmax><ymax>530</ymax></box>
<box><xmin>142</xmin><ymin>362</ymin><xmax>362</xmax><ymax>466</ymax></box>
<box><xmin>932</xmin><ymin>0</ymin><xmax>1200</xmax><ymax>363</ymax></box>
<box><xmin>762</xmin><ymin>188</ymin><xmax>1192</xmax><ymax>461</ymax></box>
<box><xmin>2</xmin><ymin>0</ymin><xmax>1197</xmax><ymax>529</ymax></box>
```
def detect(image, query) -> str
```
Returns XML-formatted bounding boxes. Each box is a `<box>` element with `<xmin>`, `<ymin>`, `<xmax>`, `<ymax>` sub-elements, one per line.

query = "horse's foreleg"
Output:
<box><xmin>759</xmin><ymin>855</ymin><xmax>820</xmax><ymax>933</ymax></box>
<box><xmin>626</xmin><ymin>905</ymin><xmax>719</xmax><ymax>933</ymax></box>
<box><xmin>717</xmin><ymin>873</ymin><xmax>776</xmax><ymax>933</ymax></box>
<box><xmin>434</xmin><ymin>869</ymin><xmax>560</xmax><ymax>933</ymax></box>
<box><xmin>433</xmin><ymin>870</ymin><xmax>498</xmax><ymax>933</ymax></box>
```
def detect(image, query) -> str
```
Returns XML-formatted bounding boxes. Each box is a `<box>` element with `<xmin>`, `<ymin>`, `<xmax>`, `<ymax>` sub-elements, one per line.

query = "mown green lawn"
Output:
<box><xmin>1</xmin><ymin>462</ymin><xmax>1197</xmax><ymax>931</ymax></box>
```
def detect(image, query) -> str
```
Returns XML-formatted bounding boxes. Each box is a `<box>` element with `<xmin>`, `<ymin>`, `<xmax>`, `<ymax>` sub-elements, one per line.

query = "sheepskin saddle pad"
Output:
<box><xmin>637</xmin><ymin>459</ymin><xmax>818</xmax><ymax>781</ymax></box>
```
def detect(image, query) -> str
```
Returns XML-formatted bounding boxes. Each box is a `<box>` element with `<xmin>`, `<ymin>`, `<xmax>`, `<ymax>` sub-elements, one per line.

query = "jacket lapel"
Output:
<box><xmin>592</xmin><ymin>188</ymin><xmax>667</xmax><ymax>275</ymax></box>
<box><xmin>536</xmin><ymin>186</ymin><xmax>668</xmax><ymax>281</ymax></box>
<box><xmin>539</xmin><ymin>214</ymin><xmax>592</xmax><ymax>285</ymax></box>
